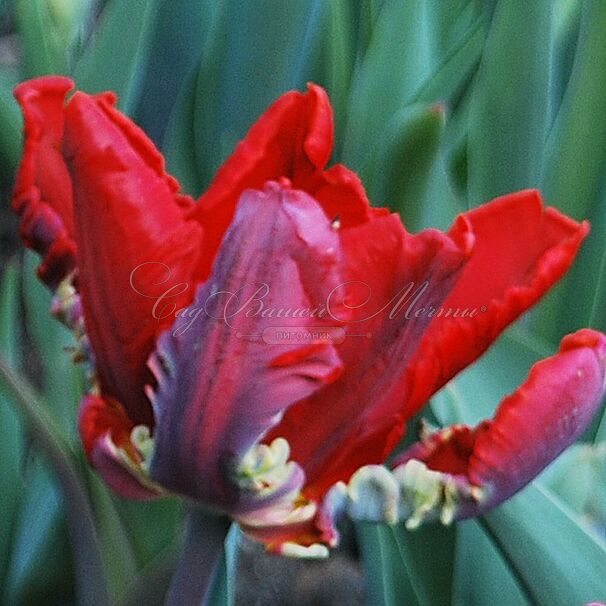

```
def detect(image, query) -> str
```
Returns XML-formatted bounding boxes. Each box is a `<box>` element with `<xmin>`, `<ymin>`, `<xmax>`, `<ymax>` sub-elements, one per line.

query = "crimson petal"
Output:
<box><xmin>400</xmin><ymin>190</ymin><xmax>589</xmax><ymax>426</ymax></box>
<box><xmin>395</xmin><ymin>329</ymin><xmax>606</xmax><ymax>518</ymax></box>
<box><xmin>189</xmin><ymin>84</ymin><xmax>371</xmax><ymax>279</ymax></box>
<box><xmin>64</xmin><ymin>91</ymin><xmax>204</xmax><ymax>426</ymax></box>
<box><xmin>13</xmin><ymin>77</ymin><xmax>79</xmax><ymax>287</ymax></box>
<box><xmin>149</xmin><ymin>183</ymin><xmax>345</xmax><ymax>515</ymax></box>
<box><xmin>269</xmin><ymin>213</ymin><xmax>474</xmax><ymax>498</ymax></box>
<box><xmin>79</xmin><ymin>394</ymin><xmax>161</xmax><ymax>501</ymax></box>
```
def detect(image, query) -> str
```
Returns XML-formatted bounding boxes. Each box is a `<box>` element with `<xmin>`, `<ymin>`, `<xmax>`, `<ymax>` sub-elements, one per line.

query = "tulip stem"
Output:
<box><xmin>164</xmin><ymin>510</ymin><xmax>232</xmax><ymax>606</ymax></box>
<box><xmin>0</xmin><ymin>352</ymin><xmax>110</xmax><ymax>606</ymax></box>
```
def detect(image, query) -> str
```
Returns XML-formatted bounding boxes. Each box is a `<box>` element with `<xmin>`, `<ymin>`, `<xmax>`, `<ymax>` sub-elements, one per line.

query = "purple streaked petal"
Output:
<box><xmin>148</xmin><ymin>182</ymin><xmax>345</xmax><ymax>514</ymax></box>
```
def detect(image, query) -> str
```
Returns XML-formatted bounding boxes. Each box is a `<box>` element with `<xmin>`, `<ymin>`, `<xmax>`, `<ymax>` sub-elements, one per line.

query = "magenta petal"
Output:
<box><xmin>90</xmin><ymin>434</ymin><xmax>163</xmax><ymax>501</ymax></box>
<box><xmin>392</xmin><ymin>329</ymin><xmax>606</xmax><ymax>521</ymax></box>
<box><xmin>467</xmin><ymin>329</ymin><xmax>606</xmax><ymax>512</ymax></box>
<box><xmin>148</xmin><ymin>183</ymin><xmax>345</xmax><ymax>514</ymax></box>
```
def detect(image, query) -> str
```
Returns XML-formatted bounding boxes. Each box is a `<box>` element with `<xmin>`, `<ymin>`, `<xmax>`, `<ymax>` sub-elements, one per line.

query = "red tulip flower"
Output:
<box><xmin>13</xmin><ymin>76</ymin><xmax>606</xmax><ymax>556</ymax></box>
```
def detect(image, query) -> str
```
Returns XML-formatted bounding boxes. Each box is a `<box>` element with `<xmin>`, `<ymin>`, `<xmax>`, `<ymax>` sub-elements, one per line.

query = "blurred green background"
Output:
<box><xmin>0</xmin><ymin>1</ymin><xmax>605</xmax><ymax>605</ymax></box>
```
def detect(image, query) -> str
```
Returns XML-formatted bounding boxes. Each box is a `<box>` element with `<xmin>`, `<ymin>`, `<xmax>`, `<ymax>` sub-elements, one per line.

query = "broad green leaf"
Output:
<box><xmin>467</xmin><ymin>0</ymin><xmax>552</xmax><ymax>205</ymax></box>
<box><xmin>116</xmin><ymin>548</ymin><xmax>177</xmax><ymax>606</ymax></box>
<box><xmin>430</xmin><ymin>327</ymin><xmax>546</xmax><ymax>427</ymax></box>
<box><xmin>0</xmin><ymin>68</ymin><xmax>23</xmax><ymax>179</ymax></box>
<box><xmin>86</xmin><ymin>473</ymin><xmax>139</xmax><ymax>603</ymax></box>
<box><xmin>134</xmin><ymin>0</ymin><xmax>213</xmax><ymax>146</ymax></box>
<box><xmin>191</xmin><ymin>0</ymin><xmax>330</xmax><ymax>192</ymax></box>
<box><xmin>74</xmin><ymin>0</ymin><xmax>159</xmax><ymax>114</ymax></box>
<box><xmin>539</xmin><ymin>442</ymin><xmax>606</xmax><ymax>540</ymax></box>
<box><xmin>163</xmin><ymin>70</ymin><xmax>204</xmax><ymax>196</ymax></box>
<box><xmin>453</xmin><ymin>521</ymin><xmax>529</xmax><ymax>605</ymax></box>
<box><xmin>0</xmin><ymin>261</ymin><xmax>24</xmax><ymax>597</ymax></box>
<box><xmin>534</xmin><ymin>0</ymin><xmax>606</xmax><ymax>343</ymax></box>
<box><xmin>550</xmin><ymin>0</ymin><xmax>583</xmax><ymax>113</ymax></box>
<box><xmin>425</xmin><ymin>0</ymin><xmax>483</xmax><ymax>61</ymax></box>
<box><xmin>2</xmin><ymin>460</ymin><xmax>74</xmax><ymax>606</ymax></box>
<box><xmin>0</xmin><ymin>0</ymin><xmax>13</xmax><ymax>19</ymax></box>
<box><xmin>356</xmin><ymin>523</ymin><xmax>419</xmax><ymax>606</ymax></box>
<box><xmin>112</xmin><ymin>498</ymin><xmax>182</xmax><ymax>568</ymax></box>
<box><xmin>0</xmin><ymin>261</ymin><xmax>21</xmax><ymax>385</ymax></box>
<box><xmin>15</xmin><ymin>0</ymin><xmax>69</xmax><ymax>77</ymax></box>
<box><xmin>413</xmin><ymin>16</ymin><xmax>485</xmax><ymax>111</ymax></box>
<box><xmin>23</xmin><ymin>251</ymin><xmax>83</xmax><ymax>436</ymax></box>
<box><xmin>482</xmin><ymin>483</ymin><xmax>606</xmax><ymax>605</ymax></box>
<box><xmin>368</xmin><ymin>103</ymin><xmax>445</xmax><ymax>231</ymax></box>
<box><xmin>541</xmin><ymin>0</ymin><xmax>606</xmax><ymax>219</ymax></box>
<box><xmin>342</xmin><ymin>0</ymin><xmax>434</xmax><ymax>173</ymax></box>
<box><xmin>0</xmin><ymin>351</ymin><xmax>109</xmax><ymax>606</ymax></box>
<box><xmin>391</xmin><ymin>524</ymin><xmax>456</xmax><ymax>606</ymax></box>
<box><xmin>165</xmin><ymin>0</ymin><xmax>355</xmax><ymax>194</ymax></box>
<box><xmin>533</xmin><ymin>164</ymin><xmax>606</xmax><ymax>349</ymax></box>
<box><xmin>47</xmin><ymin>0</ymin><xmax>96</xmax><ymax>65</ymax></box>
<box><xmin>353</xmin><ymin>0</ymin><xmax>386</xmax><ymax>61</ymax></box>
<box><xmin>316</xmin><ymin>0</ymin><xmax>357</xmax><ymax>150</ymax></box>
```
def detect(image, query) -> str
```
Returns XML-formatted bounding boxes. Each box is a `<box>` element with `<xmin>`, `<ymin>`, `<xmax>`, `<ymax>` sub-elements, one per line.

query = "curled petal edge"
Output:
<box><xmin>319</xmin><ymin>329</ymin><xmax>606</xmax><ymax>537</ymax></box>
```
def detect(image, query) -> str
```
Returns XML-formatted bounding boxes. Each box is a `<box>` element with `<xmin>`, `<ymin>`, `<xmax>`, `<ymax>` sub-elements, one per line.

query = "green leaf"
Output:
<box><xmin>134</xmin><ymin>0</ymin><xmax>213</xmax><ymax>145</ymax></box>
<box><xmin>86</xmin><ymin>473</ymin><xmax>139</xmax><ymax>603</ymax></box>
<box><xmin>550</xmin><ymin>0</ymin><xmax>583</xmax><ymax>113</ymax></box>
<box><xmin>541</xmin><ymin>0</ymin><xmax>606</xmax><ymax>220</ymax></box>
<box><xmin>2</xmin><ymin>460</ymin><xmax>74</xmax><ymax>606</ymax></box>
<box><xmin>356</xmin><ymin>523</ymin><xmax>419</xmax><ymax>606</ymax></box>
<box><xmin>430</xmin><ymin>327</ymin><xmax>546</xmax><ymax>427</ymax></box>
<box><xmin>391</xmin><ymin>523</ymin><xmax>456</xmax><ymax>606</ymax></box>
<box><xmin>467</xmin><ymin>0</ymin><xmax>552</xmax><ymax>205</ymax></box>
<box><xmin>533</xmin><ymin>0</ymin><xmax>606</xmax><ymax>343</ymax></box>
<box><xmin>539</xmin><ymin>442</ymin><xmax>606</xmax><ymax>539</ymax></box>
<box><xmin>0</xmin><ymin>68</ymin><xmax>23</xmax><ymax>180</ymax></box>
<box><xmin>316</xmin><ymin>0</ymin><xmax>357</xmax><ymax>149</ymax></box>
<box><xmin>190</xmin><ymin>0</ymin><xmax>330</xmax><ymax>192</ymax></box>
<box><xmin>23</xmin><ymin>252</ymin><xmax>84</xmax><ymax>435</ymax></box>
<box><xmin>163</xmin><ymin>71</ymin><xmax>204</xmax><ymax>196</ymax></box>
<box><xmin>368</xmin><ymin>103</ymin><xmax>446</xmax><ymax>231</ymax></box>
<box><xmin>0</xmin><ymin>356</ymin><xmax>109</xmax><ymax>606</ymax></box>
<box><xmin>453</xmin><ymin>521</ymin><xmax>529</xmax><ymax>605</ymax></box>
<box><xmin>15</xmin><ymin>0</ymin><xmax>69</xmax><ymax>77</ymax></box>
<box><xmin>74</xmin><ymin>0</ymin><xmax>160</xmax><ymax>114</ymax></box>
<box><xmin>482</xmin><ymin>483</ymin><xmax>606</xmax><ymax>605</ymax></box>
<box><xmin>342</xmin><ymin>0</ymin><xmax>434</xmax><ymax>173</ymax></box>
<box><xmin>113</xmin><ymin>498</ymin><xmax>182</xmax><ymax>569</ymax></box>
<box><xmin>413</xmin><ymin>16</ymin><xmax>485</xmax><ymax>110</ymax></box>
<box><xmin>0</xmin><ymin>261</ymin><xmax>25</xmax><ymax>597</ymax></box>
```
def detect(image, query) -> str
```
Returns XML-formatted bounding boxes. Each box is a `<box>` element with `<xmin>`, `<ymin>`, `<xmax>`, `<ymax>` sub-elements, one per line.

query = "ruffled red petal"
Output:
<box><xmin>79</xmin><ymin>394</ymin><xmax>161</xmax><ymax>501</ymax></box>
<box><xmin>395</xmin><ymin>329</ymin><xmax>606</xmax><ymax>516</ymax></box>
<box><xmin>64</xmin><ymin>91</ymin><xmax>204</xmax><ymax>426</ymax></box>
<box><xmin>189</xmin><ymin>84</ymin><xmax>372</xmax><ymax>279</ymax></box>
<box><xmin>399</xmin><ymin>190</ymin><xmax>588</xmax><ymax>429</ymax></box>
<box><xmin>13</xmin><ymin>76</ymin><xmax>77</xmax><ymax>287</ymax></box>
<box><xmin>79</xmin><ymin>393</ymin><xmax>135</xmax><ymax>460</ymax></box>
<box><xmin>269</xmin><ymin>212</ymin><xmax>474</xmax><ymax>498</ymax></box>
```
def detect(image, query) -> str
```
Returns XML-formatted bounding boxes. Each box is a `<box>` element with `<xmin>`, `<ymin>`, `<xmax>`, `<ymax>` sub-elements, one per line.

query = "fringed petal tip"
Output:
<box><xmin>326</xmin><ymin>328</ymin><xmax>606</xmax><ymax>528</ymax></box>
<box><xmin>13</xmin><ymin>76</ymin><xmax>77</xmax><ymax>289</ymax></box>
<box><xmin>321</xmin><ymin>461</ymin><xmax>483</xmax><ymax>531</ymax></box>
<box><xmin>79</xmin><ymin>394</ymin><xmax>161</xmax><ymax>501</ymax></box>
<box><xmin>64</xmin><ymin>84</ymin><xmax>203</xmax><ymax>428</ymax></box>
<box><xmin>236</xmin><ymin>485</ymin><xmax>338</xmax><ymax>559</ymax></box>
<box><xmin>401</xmin><ymin>189</ymin><xmax>591</xmax><ymax>423</ymax></box>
